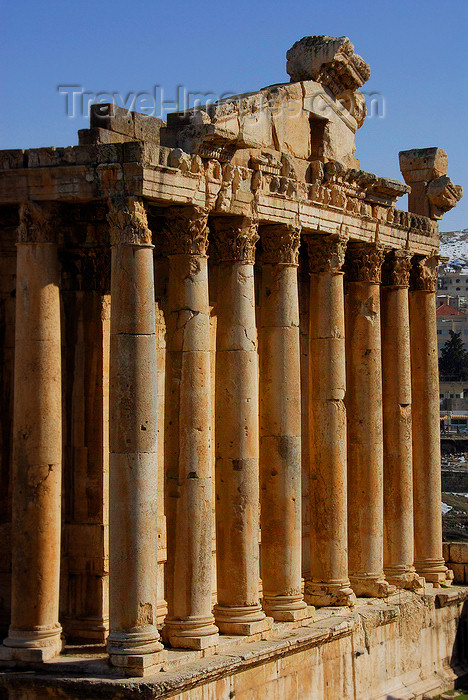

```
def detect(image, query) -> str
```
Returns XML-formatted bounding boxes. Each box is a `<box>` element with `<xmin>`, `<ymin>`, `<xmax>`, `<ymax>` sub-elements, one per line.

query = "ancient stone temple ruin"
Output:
<box><xmin>0</xmin><ymin>35</ymin><xmax>466</xmax><ymax>699</ymax></box>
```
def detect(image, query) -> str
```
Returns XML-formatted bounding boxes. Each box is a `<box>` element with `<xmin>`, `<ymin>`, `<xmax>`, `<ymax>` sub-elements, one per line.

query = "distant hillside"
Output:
<box><xmin>439</xmin><ymin>229</ymin><xmax>468</xmax><ymax>272</ymax></box>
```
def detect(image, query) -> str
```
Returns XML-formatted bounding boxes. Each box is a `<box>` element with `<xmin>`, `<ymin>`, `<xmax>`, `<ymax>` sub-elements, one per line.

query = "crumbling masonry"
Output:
<box><xmin>0</xmin><ymin>35</ymin><xmax>466</xmax><ymax>699</ymax></box>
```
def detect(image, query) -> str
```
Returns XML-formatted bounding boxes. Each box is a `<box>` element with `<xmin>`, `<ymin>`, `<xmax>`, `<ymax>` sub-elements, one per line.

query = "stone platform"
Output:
<box><xmin>0</xmin><ymin>586</ymin><xmax>467</xmax><ymax>700</ymax></box>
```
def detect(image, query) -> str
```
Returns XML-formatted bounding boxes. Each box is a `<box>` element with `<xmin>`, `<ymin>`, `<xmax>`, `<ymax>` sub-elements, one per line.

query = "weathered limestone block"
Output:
<box><xmin>399</xmin><ymin>147</ymin><xmax>463</xmax><ymax>219</ymax></box>
<box><xmin>305</xmin><ymin>233</ymin><xmax>356</xmax><ymax>607</ymax></box>
<box><xmin>286</xmin><ymin>35</ymin><xmax>370</xmax><ymax>94</ymax></box>
<box><xmin>162</xmin><ymin>206</ymin><xmax>219</xmax><ymax>650</ymax></box>
<box><xmin>0</xmin><ymin>202</ymin><xmax>63</xmax><ymax>663</ymax></box>
<box><xmin>381</xmin><ymin>250</ymin><xmax>423</xmax><ymax>590</ymax></box>
<box><xmin>259</xmin><ymin>224</ymin><xmax>312</xmax><ymax>622</ymax></box>
<box><xmin>106</xmin><ymin>195</ymin><xmax>164</xmax><ymax>675</ymax></box>
<box><xmin>410</xmin><ymin>255</ymin><xmax>453</xmax><ymax>586</ymax></box>
<box><xmin>345</xmin><ymin>242</ymin><xmax>395</xmax><ymax>598</ymax></box>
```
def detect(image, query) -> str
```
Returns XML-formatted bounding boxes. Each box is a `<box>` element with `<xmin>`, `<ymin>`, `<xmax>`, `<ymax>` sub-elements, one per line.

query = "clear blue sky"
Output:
<box><xmin>1</xmin><ymin>0</ymin><xmax>467</xmax><ymax>230</ymax></box>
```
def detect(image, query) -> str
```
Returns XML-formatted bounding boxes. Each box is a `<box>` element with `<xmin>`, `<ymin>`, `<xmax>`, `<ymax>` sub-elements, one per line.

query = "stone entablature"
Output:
<box><xmin>0</xmin><ymin>34</ymin><xmax>465</xmax><ymax>688</ymax></box>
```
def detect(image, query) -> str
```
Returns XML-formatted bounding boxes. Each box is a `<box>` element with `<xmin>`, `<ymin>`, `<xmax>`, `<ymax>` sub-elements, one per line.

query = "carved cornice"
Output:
<box><xmin>162</xmin><ymin>206</ymin><xmax>209</xmax><ymax>256</ymax></box>
<box><xmin>381</xmin><ymin>250</ymin><xmax>412</xmax><ymax>288</ymax></box>
<box><xmin>107</xmin><ymin>195</ymin><xmax>152</xmax><ymax>246</ymax></box>
<box><xmin>345</xmin><ymin>242</ymin><xmax>386</xmax><ymax>284</ymax></box>
<box><xmin>261</xmin><ymin>224</ymin><xmax>301</xmax><ymax>265</ymax></box>
<box><xmin>17</xmin><ymin>201</ymin><xmax>57</xmax><ymax>243</ymax></box>
<box><xmin>306</xmin><ymin>233</ymin><xmax>348</xmax><ymax>274</ymax></box>
<box><xmin>210</xmin><ymin>216</ymin><xmax>259</xmax><ymax>263</ymax></box>
<box><xmin>410</xmin><ymin>255</ymin><xmax>439</xmax><ymax>292</ymax></box>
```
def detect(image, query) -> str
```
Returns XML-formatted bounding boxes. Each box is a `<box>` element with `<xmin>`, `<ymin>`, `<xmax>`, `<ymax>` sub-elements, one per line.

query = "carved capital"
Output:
<box><xmin>261</xmin><ymin>224</ymin><xmax>301</xmax><ymax>265</ymax></box>
<box><xmin>410</xmin><ymin>255</ymin><xmax>439</xmax><ymax>292</ymax></box>
<box><xmin>17</xmin><ymin>201</ymin><xmax>57</xmax><ymax>244</ymax></box>
<box><xmin>107</xmin><ymin>195</ymin><xmax>152</xmax><ymax>246</ymax></box>
<box><xmin>306</xmin><ymin>233</ymin><xmax>348</xmax><ymax>274</ymax></box>
<box><xmin>381</xmin><ymin>250</ymin><xmax>412</xmax><ymax>287</ymax></box>
<box><xmin>426</xmin><ymin>176</ymin><xmax>463</xmax><ymax>220</ymax></box>
<box><xmin>162</xmin><ymin>206</ymin><xmax>209</xmax><ymax>256</ymax></box>
<box><xmin>210</xmin><ymin>216</ymin><xmax>259</xmax><ymax>263</ymax></box>
<box><xmin>345</xmin><ymin>242</ymin><xmax>385</xmax><ymax>284</ymax></box>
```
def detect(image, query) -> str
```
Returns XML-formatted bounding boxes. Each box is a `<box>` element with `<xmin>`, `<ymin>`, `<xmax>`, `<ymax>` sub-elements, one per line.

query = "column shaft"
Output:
<box><xmin>1</xmin><ymin>202</ymin><xmax>62</xmax><ymax>662</ymax></box>
<box><xmin>305</xmin><ymin>234</ymin><xmax>356</xmax><ymax>607</ymax></box>
<box><xmin>345</xmin><ymin>243</ymin><xmax>394</xmax><ymax>598</ymax></box>
<box><xmin>259</xmin><ymin>225</ymin><xmax>311</xmax><ymax>622</ymax></box>
<box><xmin>162</xmin><ymin>207</ymin><xmax>218</xmax><ymax>649</ymax></box>
<box><xmin>410</xmin><ymin>256</ymin><xmax>452</xmax><ymax>585</ymax></box>
<box><xmin>106</xmin><ymin>196</ymin><xmax>163</xmax><ymax>675</ymax></box>
<box><xmin>381</xmin><ymin>252</ymin><xmax>422</xmax><ymax>589</ymax></box>
<box><xmin>212</xmin><ymin>217</ymin><xmax>270</xmax><ymax>636</ymax></box>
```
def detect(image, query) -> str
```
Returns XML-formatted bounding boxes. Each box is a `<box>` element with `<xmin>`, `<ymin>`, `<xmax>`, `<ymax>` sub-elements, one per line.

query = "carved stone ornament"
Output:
<box><xmin>162</xmin><ymin>205</ymin><xmax>209</xmax><ymax>256</ymax></box>
<box><xmin>306</xmin><ymin>233</ymin><xmax>348</xmax><ymax>274</ymax></box>
<box><xmin>381</xmin><ymin>250</ymin><xmax>412</xmax><ymax>288</ymax></box>
<box><xmin>261</xmin><ymin>224</ymin><xmax>301</xmax><ymax>266</ymax></box>
<box><xmin>107</xmin><ymin>195</ymin><xmax>152</xmax><ymax>246</ymax></box>
<box><xmin>410</xmin><ymin>255</ymin><xmax>439</xmax><ymax>292</ymax></box>
<box><xmin>17</xmin><ymin>201</ymin><xmax>57</xmax><ymax>244</ymax></box>
<box><xmin>426</xmin><ymin>176</ymin><xmax>463</xmax><ymax>220</ymax></box>
<box><xmin>286</xmin><ymin>35</ymin><xmax>370</xmax><ymax>96</ymax></box>
<box><xmin>345</xmin><ymin>242</ymin><xmax>385</xmax><ymax>284</ymax></box>
<box><xmin>210</xmin><ymin>216</ymin><xmax>259</xmax><ymax>263</ymax></box>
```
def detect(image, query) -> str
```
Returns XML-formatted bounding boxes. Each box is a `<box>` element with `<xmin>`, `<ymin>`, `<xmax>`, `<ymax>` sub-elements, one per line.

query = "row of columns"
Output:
<box><xmin>0</xmin><ymin>198</ymin><xmax>451</xmax><ymax>674</ymax></box>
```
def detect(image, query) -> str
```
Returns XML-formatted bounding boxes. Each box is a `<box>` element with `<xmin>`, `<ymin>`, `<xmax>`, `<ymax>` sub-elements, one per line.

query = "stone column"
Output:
<box><xmin>345</xmin><ymin>242</ymin><xmax>395</xmax><ymax>597</ymax></box>
<box><xmin>259</xmin><ymin>224</ymin><xmax>311</xmax><ymax>622</ymax></box>
<box><xmin>162</xmin><ymin>206</ymin><xmax>219</xmax><ymax>649</ymax></box>
<box><xmin>0</xmin><ymin>202</ymin><xmax>63</xmax><ymax>663</ymax></box>
<box><xmin>410</xmin><ymin>256</ymin><xmax>452</xmax><ymax>586</ymax></box>
<box><xmin>381</xmin><ymin>251</ymin><xmax>423</xmax><ymax>590</ymax></box>
<box><xmin>211</xmin><ymin>216</ymin><xmax>271</xmax><ymax>636</ymax></box>
<box><xmin>106</xmin><ymin>196</ymin><xmax>164</xmax><ymax>676</ymax></box>
<box><xmin>305</xmin><ymin>233</ymin><xmax>356</xmax><ymax>607</ymax></box>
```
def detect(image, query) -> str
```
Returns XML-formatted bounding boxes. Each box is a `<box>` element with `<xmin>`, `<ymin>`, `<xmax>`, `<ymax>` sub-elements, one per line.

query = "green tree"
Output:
<box><xmin>439</xmin><ymin>330</ymin><xmax>468</xmax><ymax>380</ymax></box>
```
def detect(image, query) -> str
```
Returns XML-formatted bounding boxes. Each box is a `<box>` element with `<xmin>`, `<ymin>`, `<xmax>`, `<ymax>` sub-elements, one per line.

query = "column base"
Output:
<box><xmin>214</xmin><ymin>604</ymin><xmax>272</xmax><ymax>636</ymax></box>
<box><xmin>262</xmin><ymin>594</ymin><xmax>314</xmax><ymax>622</ymax></box>
<box><xmin>0</xmin><ymin>625</ymin><xmax>63</xmax><ymax>663</ymax></box>
<box><xmin>384</xmin><ymin>568</ymin><xmax>425</xmax><ymax>591</ymax></box>
<box><xmin>350</xmin><ymin>576</ymin><xmax>396</xmax><ymax>598</ymax></box>
<box><xmin>414</xmin><ymin>559</ymin><xmax>454</xmax><ymax>587</ymax></box>
<box><xmin>109</xmin><ymin>651</ymin><xmax>165</xmax><ymax>677</ymax></box>
<box><xmin>162</xmin><ymin>616</ymin><xmax>219</xmax><ymax>650</ymax></box>
<box><xmin>107</xmin><ymin>628</ymin><xmax>164</xmax><ymax>676</ymax></box>
<box><xmin>304</xmin><ymin>581</ymin><xmax>357</xmax><ymax>608</ymax></box>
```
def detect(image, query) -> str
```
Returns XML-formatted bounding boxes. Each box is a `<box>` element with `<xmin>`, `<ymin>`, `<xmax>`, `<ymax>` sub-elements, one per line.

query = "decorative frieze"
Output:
<box><xmin>306</xmin><ymin>233</ymin><xmax>348</xmax><ymax>274</ymax></box>
<box><xmin>345</xmin><ymin>242</ymin><xmax>385</xmax><ymax>284</ymax></box>
<box><xmin>162</xmin><ymin>205</ymin><xmax>209</xmax><ymax>256</ymax></box>
<box><xmin>381</xmin><ymin>250</ymin><xmax>412</xmax><ymax>288</ymax></box>
<box><xmin>17</xmin><ymin>201</ymin><xmax>57</xmax><ymax>243</ymax></box>
<box><xmin>107</xmin><ymin>195</ymin><xmax>152</xmax><ymax>246</ymax></box>
<box><xmin>261</xmin><ymin>224</ymin><xmax>301</xmax><ymax>266</ymax></box>
<box><xmin>210</xmin><ymin>216</ymin><xmax>259</xmax><ymax>263</ymax></box>
<box><xmin>410</xmin><ymin>255</ymin><xmax>439</xmax><ymax>292</ymax></box>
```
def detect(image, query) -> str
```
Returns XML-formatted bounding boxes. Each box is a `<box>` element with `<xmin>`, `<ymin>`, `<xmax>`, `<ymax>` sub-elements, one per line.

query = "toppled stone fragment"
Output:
<box><xmin>286</xmin><ymin>35</ymin><xmax>370</xmax><ymax>94</ymax></box>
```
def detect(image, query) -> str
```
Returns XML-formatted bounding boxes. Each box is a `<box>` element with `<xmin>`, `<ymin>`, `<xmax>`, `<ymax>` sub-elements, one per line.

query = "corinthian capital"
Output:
<box><xmin>107</xmin><ymin>195</ymin><xmax>152</xmax><ymax>246</ymax></box>
<box><xmin>345</xmin><ymin>242</ymin><xmax>385</xmax><ymax>284</ymax></box>
<box><xmin>210</xmin><ymin>216</ymin><xmax>259</xmax><ymax>263</ymax></box>
<box><xmin>410</xmin><ymin>255</ymin><xmax>439</xmax><ymax>292</ymax></box>
<box><xmin>17</xmin><ymin>201</ymin><xmax>57</xmax><ymax>244</ymax></box>
<box><xmin>381</xmin><ymin>250</ymin><xmax>412</xmax><ymax>288</ymax></box>
<box><xmin>162</xmin><ymin>205</ymin><xmax>209</xmax><ymax>256</ymax></box>
<box><xmin>261</xmin><ymin>224</ymin><xmax>301</xmax><ymax>266</ymax></box>
<box><xmin>306</xmin><ymin>233</ymin><xmax>348</xmax><ymax>274</ymax></box>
